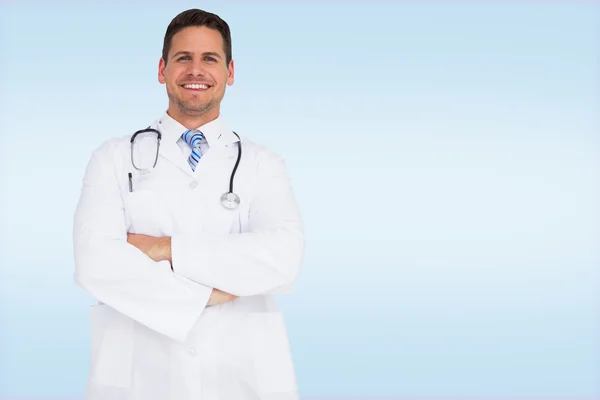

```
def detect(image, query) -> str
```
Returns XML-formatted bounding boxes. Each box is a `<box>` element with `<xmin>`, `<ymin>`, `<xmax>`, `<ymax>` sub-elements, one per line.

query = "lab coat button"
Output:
<box><xmin>189</xmin><ymin>181</ymin><xmax>198</xmax><ymax>189</ymax></box>
<box><xmin>188</xmin><ymin>348</ymin><xmax>196</xmax><ymax>356</ymax></box>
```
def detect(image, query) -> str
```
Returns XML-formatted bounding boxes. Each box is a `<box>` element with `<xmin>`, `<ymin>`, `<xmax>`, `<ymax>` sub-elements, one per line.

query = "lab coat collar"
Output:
<box><xmin>158</xmin><ymin>112</ymin><xmax>239</xmax><ymax>148</ymax></box>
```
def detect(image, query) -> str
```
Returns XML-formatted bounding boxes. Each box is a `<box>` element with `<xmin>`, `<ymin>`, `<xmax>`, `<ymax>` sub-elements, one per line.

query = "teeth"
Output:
<box><xmin>183</xmin><ymin>84</ymin><xmax>209</xmax><ymax>89</ymax></box>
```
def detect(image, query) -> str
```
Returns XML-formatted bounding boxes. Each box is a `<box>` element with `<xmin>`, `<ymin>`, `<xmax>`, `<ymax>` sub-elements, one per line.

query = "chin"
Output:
<box><xmin>182</xmin><ymin>102</ymin><xmax>215</xmax><ymax>115</ymax></box>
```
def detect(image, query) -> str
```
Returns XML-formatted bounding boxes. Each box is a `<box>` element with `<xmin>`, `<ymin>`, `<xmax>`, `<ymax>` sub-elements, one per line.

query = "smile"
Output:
<box><xmin>181</xmin><ymin>83</ymin><xmax>211</xmax><ymax>90</ymax></box>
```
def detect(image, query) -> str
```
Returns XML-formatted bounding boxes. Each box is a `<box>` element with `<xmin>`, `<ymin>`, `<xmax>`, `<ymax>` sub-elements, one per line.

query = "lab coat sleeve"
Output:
<box><xmin>73</xmin><ymin>138</ymin><xmax>213</xmax><ymax>343</ymax></box>
<box><xmin>170</xmin><ymin>150</ymin><xmax>305</xmax><ymax>296</ymax></box>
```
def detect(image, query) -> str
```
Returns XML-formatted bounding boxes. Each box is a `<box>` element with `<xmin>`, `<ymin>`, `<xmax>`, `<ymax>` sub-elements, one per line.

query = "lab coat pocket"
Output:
<box><xmin>249</xmin><ymin>311</ymin><xmax>298</xmax><ymax>396</ymax></box>
<box><xmin>89</xmin><ymin>304</ymin><xmax>135</xmax><ymax>388</ymax></box>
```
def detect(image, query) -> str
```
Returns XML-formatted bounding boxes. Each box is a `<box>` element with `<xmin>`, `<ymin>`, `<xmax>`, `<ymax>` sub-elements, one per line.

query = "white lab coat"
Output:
<box><xmin>72</xmin><ymin>115</ymin><xmax>305</xmax><ymax>400</ymax></box>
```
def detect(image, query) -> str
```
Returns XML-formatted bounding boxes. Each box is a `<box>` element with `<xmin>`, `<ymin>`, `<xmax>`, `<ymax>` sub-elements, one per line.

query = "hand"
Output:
<box><xmin>127</xmin><ymin>233</ymin><xmax>172</xmax><ymax>264</ymax></box>
<box><xmin>207</xmin><ymin>288</ymin><xmax>238</xmax><ymax>306</ymax></box>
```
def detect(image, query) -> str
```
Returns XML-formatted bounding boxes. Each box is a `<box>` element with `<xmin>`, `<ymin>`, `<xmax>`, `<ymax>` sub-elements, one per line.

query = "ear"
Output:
<box><xmin>227</xmin><ymin>59</ymin><xmax>235</xmax><ymax>86</ymax></box>
<box><xmin>158</xmin><ymin>58</ymin><xmax>166</xmax><ymax>84</ymax></box>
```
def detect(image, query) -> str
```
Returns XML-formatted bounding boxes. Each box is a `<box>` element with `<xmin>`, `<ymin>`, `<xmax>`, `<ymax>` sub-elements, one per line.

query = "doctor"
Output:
<box><xmin>73</xmin><ymin>8</ymin><xmax>305</xmax><ymax>400</ymax></box>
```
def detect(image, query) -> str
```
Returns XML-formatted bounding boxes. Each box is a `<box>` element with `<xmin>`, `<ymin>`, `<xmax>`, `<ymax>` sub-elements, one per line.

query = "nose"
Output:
<box><xmin>186</xmin><ymin>59</ymin><xmax>207</xmax><ymax>76</ymax></box>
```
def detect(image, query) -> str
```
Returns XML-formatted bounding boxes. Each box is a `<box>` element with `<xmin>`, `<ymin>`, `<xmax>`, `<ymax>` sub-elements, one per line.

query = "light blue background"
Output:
<box><xmin>0</xmin><ymin>1</ymin><xmax>599</xmax><ymax>399</ymax></box>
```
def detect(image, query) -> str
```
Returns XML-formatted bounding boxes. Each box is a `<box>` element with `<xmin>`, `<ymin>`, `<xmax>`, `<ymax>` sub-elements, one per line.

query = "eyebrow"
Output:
<box><xmin>171</xmin><ymin>51</ymin><xmax>222</xmax><ymax>60</ymax></box>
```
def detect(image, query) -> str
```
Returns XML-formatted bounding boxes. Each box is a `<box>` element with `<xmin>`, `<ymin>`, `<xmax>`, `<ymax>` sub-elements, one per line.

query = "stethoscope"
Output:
<box><xmin>128</xmin><ymin>127</ymin><xmax>242</xmax><ymax>210</ymax></box>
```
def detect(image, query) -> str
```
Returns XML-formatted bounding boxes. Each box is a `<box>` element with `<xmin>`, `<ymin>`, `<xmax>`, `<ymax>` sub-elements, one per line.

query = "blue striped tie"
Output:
<box><xmin>182</xmin><ymin>129</ymin><xmax>205</xmax><ymax>171</ymax></box>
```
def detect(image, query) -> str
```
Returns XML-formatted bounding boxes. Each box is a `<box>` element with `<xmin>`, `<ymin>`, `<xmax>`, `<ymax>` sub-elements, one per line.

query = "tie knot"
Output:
<box><xmin>182</xmin><ymin>129</ymin><xmax>205</xmax><ymax>149</ymax></box>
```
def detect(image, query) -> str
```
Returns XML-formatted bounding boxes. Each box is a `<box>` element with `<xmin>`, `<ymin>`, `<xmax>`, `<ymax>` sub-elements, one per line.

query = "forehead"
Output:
<box><xmin>169</xmin><ymin>26</ymin><xmax>225</xmax><ymax>56</ymax></box>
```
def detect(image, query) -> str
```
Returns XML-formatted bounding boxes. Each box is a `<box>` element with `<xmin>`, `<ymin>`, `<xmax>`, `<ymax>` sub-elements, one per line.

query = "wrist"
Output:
<box><xmin>157</xmin><ymin>236</ymin><xmax>172</xmax><ymax>265</ymax></box>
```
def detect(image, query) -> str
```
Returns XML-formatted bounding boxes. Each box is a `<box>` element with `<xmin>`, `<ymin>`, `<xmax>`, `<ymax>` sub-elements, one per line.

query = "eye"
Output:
<box><xmin>177</xmin><ymin>55</ymin><xmax>191</xmax><ymax>61</ymax></box>
<box><xmin>204</xmin><ymin>56</ymin><xmax>217</xmax><ymax>62</ymax></box>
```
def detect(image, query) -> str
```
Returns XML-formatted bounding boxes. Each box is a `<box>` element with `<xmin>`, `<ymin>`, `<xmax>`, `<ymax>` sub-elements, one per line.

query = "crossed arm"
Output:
<box><xmin>73</xmin><ymin>139</ymin><xmax>304</xmax><ymax>342</ymax></box>
<box><xmin>126</xmin><ymin>234</ymin><xmax>237</xmax><ymax>306</ymax></box>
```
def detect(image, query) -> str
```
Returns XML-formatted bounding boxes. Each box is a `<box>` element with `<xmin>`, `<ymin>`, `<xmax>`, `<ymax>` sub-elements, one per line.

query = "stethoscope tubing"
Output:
<box><xmin>129</xmin><ymin>128</ymin><xmax>242</xmax><ymax>209</ymax></box>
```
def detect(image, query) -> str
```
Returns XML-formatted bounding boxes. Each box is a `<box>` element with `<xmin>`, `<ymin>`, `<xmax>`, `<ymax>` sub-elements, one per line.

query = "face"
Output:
<box><xmin>158</xmin><ymin>26</ymin><xmax>234</xmax><ymax>122</ymax></box>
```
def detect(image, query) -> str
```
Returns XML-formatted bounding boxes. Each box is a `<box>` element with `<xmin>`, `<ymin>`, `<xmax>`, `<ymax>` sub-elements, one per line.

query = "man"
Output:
<box><xmin>73</xmin><ymin>8</ymin><xmax>305</xmax><ymax>400</ymax></box>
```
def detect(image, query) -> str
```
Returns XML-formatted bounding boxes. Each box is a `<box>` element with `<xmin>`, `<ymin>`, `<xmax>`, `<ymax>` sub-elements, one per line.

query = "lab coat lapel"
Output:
<box><xmin>157</xmin><ymin>138</ymin><xmax>195</xmax><ymax>178</ymax></box>
<box><xmin>191</xmin><ymin>129</ymin><xmax>239</xmax><ymax>177</ymax></box>
<box><xmin>190</xmin><ymin>143</ymin><xmax>222</xmax><ymax>175</ymax></box>
<box><xmin>148</xmin><ymin>117</ymin><xmax>194</xmax><ymax>178</ymax></box>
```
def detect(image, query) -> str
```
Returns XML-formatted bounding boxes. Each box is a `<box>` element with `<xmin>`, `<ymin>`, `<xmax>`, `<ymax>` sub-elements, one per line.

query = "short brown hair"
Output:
<box><xmin>162</xmin><ymin>9</ymin><xmax>232</xmax><ymax>65</ymax></box>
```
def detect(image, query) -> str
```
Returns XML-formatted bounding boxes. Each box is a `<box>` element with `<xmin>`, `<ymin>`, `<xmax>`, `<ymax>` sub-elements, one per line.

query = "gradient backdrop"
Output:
<box><xmin>0</xmin><ymin>1</ymin><xmax>599</xmax><ymax>399</ymax></box>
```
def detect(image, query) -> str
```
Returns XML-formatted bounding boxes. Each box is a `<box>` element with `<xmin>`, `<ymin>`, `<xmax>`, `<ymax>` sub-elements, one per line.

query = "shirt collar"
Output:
<box><xmin>157</xmin><ymin>111</ymin><xmax>239</xmax><ymax>147</ymax></box>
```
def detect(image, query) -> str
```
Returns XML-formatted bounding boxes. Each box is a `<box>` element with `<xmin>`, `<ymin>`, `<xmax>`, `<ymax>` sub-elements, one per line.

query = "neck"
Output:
<box><xmin>167</xmin><ymin>108</ymin><xmax>220</xmax><ymax>130</ymax></box>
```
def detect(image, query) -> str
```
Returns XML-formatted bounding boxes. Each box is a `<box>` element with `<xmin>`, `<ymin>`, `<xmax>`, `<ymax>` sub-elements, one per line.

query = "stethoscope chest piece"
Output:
<box><xmin>220</xmin><ymin>192</ymin><xmax>240</xmax><ymax>209</ymax></box>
